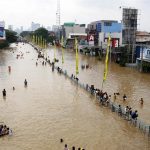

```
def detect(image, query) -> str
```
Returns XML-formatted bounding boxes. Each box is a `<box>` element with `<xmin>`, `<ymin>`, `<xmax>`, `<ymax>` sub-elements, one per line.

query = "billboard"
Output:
<box><xmin>88</xmin><ymin>34</ymin><xmax>94</xmax><ymax>46</ymax></box>
<box><xmin>112</xmin><ymin>39</ymin><xmax>119</xmax><ymax>48</ymax></box>
<box><xmin>0</xmin><ymin>27</ymin><xmax>4</xmax><ymax>37</ymax></box>
<box><xmin>140</xmin><ymin>48</ymin><xmax>150</xmax><ymax>60</ymax></box>
<box><xmin>0</xmin><ymin>21</ymin><xmax>5</xmax><ymax>40</ymax></box>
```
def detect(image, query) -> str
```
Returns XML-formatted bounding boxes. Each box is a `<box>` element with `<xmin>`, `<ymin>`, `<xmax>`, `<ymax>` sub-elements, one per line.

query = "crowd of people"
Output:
<box><xmin>81</xmin><ymin>64</ymin><xmax>91</xmax><ymax>70</ymax></box>
<box><xmin>0</xmin><ymin>124</ymin><xmax>12</xmax><ymax>137</ymax></box>
<box><xmin>84</xmin><ymin>84</ymin><xmax>140</xmax><ymax>121</ymax></box>
<box><xmin>60</xmin><ymin>139</ymin><xmax>85</xmax><ymax>150</ymax></box>
<box><xmin>32</xmin><ymin>46</ymin><xmax>143</xmax><ymax>124</ymax></box>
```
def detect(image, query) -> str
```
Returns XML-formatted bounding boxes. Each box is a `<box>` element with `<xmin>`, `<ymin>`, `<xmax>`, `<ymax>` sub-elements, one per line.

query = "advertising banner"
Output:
<box><xmin>140</xmin><ymin>48</ymin><xmax>150</xmax><ymax>60</ymax></box>
<box><xmin>88</xmin><ymin>34</ymin><xmax>94</xmax><ymax>46</ymax></box>
<box><xmin>0</xmin><ymin>27</ymin><xmax>4</xmax><ymax>37</ymax></box>
<box><xmin>0</xmin><ymin>21</ymin><xmax>5</xmax><ymax>40</ymax></box>
<box><xmin>112</xmin><ymin>39</ymin><xmax>119</xmax><ymax>48</ymax></box>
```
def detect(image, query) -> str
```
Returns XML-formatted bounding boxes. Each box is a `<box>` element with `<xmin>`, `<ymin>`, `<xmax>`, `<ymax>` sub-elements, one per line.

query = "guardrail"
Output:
<box><xmin>30</xmin><ymin>42</ymin><xmax>150</xmax><ymax>137</ymax></box>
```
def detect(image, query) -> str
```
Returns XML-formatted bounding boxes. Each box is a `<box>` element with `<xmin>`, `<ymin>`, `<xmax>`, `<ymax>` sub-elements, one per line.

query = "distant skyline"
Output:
<box><xmin>0</xmin><ymin>0</ymin><xmax>150</xmax><ymax>31</ymax></box>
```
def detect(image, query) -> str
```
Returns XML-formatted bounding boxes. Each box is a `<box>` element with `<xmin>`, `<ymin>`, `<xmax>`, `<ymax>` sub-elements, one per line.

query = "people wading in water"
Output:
<box><xmin>2</xmin><ymin>89</ymin><xmax>6</xmax><ymax>97</ymax></box>
<box><xmin>24</xmin><ymin>79</ymin><xmax>27</xmax><ymax>86</ymax></box>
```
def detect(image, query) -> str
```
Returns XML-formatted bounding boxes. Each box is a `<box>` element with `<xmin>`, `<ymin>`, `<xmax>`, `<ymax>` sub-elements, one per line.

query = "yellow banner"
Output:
<box><xmin>38</xmin><ymin>36</ymin><xmax>40</xmax><ymax>46</ymax></box>
<box><xmin>61</xmin><ymin>36</ymin><xmax>64</xmax><ymax>64</ymax></box>
<box><xmin>45</xmin><ymin>39</ymin><xmax>47</xmax><ymax>49</ymax></box>
<box><xmin>75</xmin><ymin>38</ymin><xmax>79</xmax><ymax>75</ymax></box>
<box><xmin>103</xmin><ymin>35</ymin><xmax>111</xmax><ymax>81</ymax></box>
<box><xmin>54</xmin><ymin>42</ymin><xmax>56</xmax><ymax>62</ymax></box>
<box><xmin>32</xmin><ymin>35</ymin><xmax>35</xmax><ymax>43</ymax></box>
<box><xmin>40</xmin><ymin>36</ymin><xmax>43</xmax><ymax>48</ymax></box>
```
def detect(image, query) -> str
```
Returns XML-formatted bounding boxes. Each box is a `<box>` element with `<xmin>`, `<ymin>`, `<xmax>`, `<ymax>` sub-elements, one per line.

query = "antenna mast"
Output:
<box><xmin>56</xmin><ymin>0</ymin><xmax>60</xmax><ymax>28</ymax></box>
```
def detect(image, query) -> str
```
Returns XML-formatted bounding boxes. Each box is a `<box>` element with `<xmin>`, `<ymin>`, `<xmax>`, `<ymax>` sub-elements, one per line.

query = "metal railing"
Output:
<box><xmin>31</xmin><ymin>42</ymin><xmax>150</xmax><ymax>137</ymax></box>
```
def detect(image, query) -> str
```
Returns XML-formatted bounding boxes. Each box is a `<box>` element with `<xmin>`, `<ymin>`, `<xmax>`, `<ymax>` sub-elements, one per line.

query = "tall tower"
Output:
<box><xmin>122</xmin><ymin>7</ymin><xmax>138</xmax><ymax>63</ymax></box>
<box><xmin>56</xmin><ymin>0</ymin><xmax>60</xmax><ymax>28</ymax></box>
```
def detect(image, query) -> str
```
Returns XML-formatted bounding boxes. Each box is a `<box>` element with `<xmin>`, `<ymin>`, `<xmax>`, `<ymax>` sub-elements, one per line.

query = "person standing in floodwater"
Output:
<box><xmin>24</xmin><ymin>79</ymin><xmax>27</xmax><ymax>86</ymax></box>
<box><xmin>140</xmin><ymin>98</ymin><xmax>144</xmax><ymax>105</ymax></box>
<box><xmin>2</xmin><ymin>89</ymin><xmax>6</xmax><ymax>97</ymax></box>
<box><xmin>8</xmin><ymin>66</ymin><xmax>11</xmax><ymax>72</ymax></box>
<box><xmin>52</xmin><ymin>62</ymin><xmax>54</xmax><ymax>72</ymax></box>
<box><xmin>64</xmin><ymin>144</ymin><xmax>69</xmax><ymax>150</ymax></box>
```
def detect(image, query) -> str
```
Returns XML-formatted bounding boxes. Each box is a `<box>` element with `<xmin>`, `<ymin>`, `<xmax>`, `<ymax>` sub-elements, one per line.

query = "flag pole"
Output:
<box><xmin>102</xmin><ymin>34</ymin><xmax>111</xmax><ymax>90</ymax></box>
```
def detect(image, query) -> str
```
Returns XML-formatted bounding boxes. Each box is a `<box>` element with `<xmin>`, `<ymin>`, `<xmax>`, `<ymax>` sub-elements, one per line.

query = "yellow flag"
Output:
<box><xmin>42</xmin><ymin>38</ymin><xmax>45</xmax><ymax>48</ymax></box>
<box><xmin>35</xmin><ymin>35</ymin><xmax>37</xmax><ymax>44</ymax></box>
<box><xmin>54</xmin><ymin>42</ymin><xmax>56</xmax><ymax>62</ymax></box>
<box><xmin>45</xmin><ymin>39</ymin><xmax>47</xmax><ymax>49</ymax></box>
<box><xmin>61</xmin><ymin>36</ymin><xmax>64</xmax><ymax>64</ymax></box>
<box><xmin>103</xmin><ymin>35</ymin><xmax>111</xmax><ymax>81</ymax></box>
<box><xmin>32</xmin><ymin>35</ymin><xmax>34</xmax><ymax>43</ymax></box>
<box><xmin>38</xmin><ymin>36</ymin><xmax>40</xmax><ymax>46</ymax></box>
<box><xmin>75</xmin><ymin>38</ymin><xmax>79</xmax><ymax>75</ymax></box>
<box><xmin>34</xmin><ymin>35</ymin><xmax>36</xmax><ymax>43</ymax></box>
<box><xmin>40</xmin><ymin>36</ymin><xmax>43</xmax><ymax>48</ymax></box>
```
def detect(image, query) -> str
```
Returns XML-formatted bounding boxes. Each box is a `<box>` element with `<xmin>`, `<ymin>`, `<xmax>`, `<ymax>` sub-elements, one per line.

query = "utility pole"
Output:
<box><xmin>56</xmin><ymin>0</ymin><xmax>61</xmax><ymax>41</ymax></box>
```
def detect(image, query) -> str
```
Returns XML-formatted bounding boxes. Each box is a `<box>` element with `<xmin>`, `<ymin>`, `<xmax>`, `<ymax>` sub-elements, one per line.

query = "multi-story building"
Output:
<box><xmin>8</xmin><ymin>25</ymin><xmax>13</xmax><ymax>31</ymax></box>
<box><xmin>87</xmin><ymin>20</ymin><xmax>122</xmax><ymax>48</ymax></box>
<box><xmin>60</xmin><ymin>22</ymin><xmax>86</xmax><ymax>48</ymax></box>
<box><xmin>62</xmin><ymin>22</ymin><xmax>86</xmax><ymax>39</ymax></box>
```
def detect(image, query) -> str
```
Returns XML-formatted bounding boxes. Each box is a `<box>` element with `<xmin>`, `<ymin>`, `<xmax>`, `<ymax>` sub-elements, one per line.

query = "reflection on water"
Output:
<box><xmin>0</xmin><ymin>43</ymin><xmax>149</xmax><ymax>150</ymax></box>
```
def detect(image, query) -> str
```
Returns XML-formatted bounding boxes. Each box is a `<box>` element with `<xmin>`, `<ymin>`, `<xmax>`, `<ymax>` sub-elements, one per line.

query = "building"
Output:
<box><xmin>136</xmin><ymin>46</ymin><xmax>150</xmax><ymax>72</ymax></box>
<box><xmin>31</xmin><ymin>22</ymin><xmax>40</xmax><ymax>31</ymax></box>
<box><xmin>60</xmin><ymin>23</ymin><xmax>86</xmax><ymax>48</ymax></box>
<box><xmin>8</xmin><ymin>25</ymin><xmax>13</xmax><ymax>31</ymax></box>
<box><xmin>52</xmin><ymin>25</ymin><xmax>59</xmax><ymax>32</ymax></box>
<box><xmin>47</xmin><ymin>26</ymin><xmax>51</xmax><ymax>31</ymax></box>
<box><xmin>136</xmin><ymin>31</ymin><xmax>150</xmax><ymax>44</ymax></box>
<box><xmin>87</xmin><ymin>20</ymin><xmax>122</xmax><ymax>48</ymax></box>
<box><xmin>135</xmin><ymin>31</ymin><xmax>150</xmax><ymax>72</ymax></box>
<box><xmin>20</xmin><ymin>26</ymin><xmax>23</xmax><ymax>33</ymax></box>
<box><xmin>62</xmin><ymin>23</ymin><xmax>86</xmax><ymax>39</ymax></box>
<box><xmin>122</xmin><ymin>8</ymin><xmax>138</xmax><ymax>63</ymax></box>
<box><xmin>0</xmin><ymin>21</ymin><xmax>6</xmax><ymax>40</ymax></box>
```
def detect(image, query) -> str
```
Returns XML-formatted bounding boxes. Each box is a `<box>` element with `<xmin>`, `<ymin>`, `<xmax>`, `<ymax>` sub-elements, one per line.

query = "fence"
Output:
<box><xmin>30</xmin><ymin>42</ymin><xmax>150</xmax><ymax>137</ymax></box>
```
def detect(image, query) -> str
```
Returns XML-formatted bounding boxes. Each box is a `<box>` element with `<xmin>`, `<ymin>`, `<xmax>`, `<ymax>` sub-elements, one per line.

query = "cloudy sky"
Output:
<box><xmin>0</xmin><ymin>0</ymin><xmax>149</xmax><ymax>31</ymax></box>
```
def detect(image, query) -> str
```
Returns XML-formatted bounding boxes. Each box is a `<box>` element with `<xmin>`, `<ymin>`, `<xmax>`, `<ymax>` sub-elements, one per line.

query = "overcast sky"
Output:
<box><xmin>0</xmin><ymin>0</ymin><xmax>149</xmax><ymax>31</ymax></box>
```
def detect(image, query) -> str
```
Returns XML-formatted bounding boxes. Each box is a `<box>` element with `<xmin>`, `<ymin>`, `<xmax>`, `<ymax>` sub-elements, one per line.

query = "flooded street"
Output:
<box><xmin>0</xmin><ymin>43</ymin><xmax>150</xmax><ymax>150</ymax></box>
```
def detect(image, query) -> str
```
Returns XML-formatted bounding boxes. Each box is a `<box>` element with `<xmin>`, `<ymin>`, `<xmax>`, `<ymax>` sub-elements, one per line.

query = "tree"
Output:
<box><xmin>34</xmin><ymin>27</ymin><xmax>48</xmax><ymax>39</ymax></box>
<box><xmin>0</xmin><ymin>30</ymin><xmax>17</xmax><ymax>49</ymax></box>
<box><xmin>5</xmin><ymin>29</ymin><xmax>17</xmax><ymax>43</ymax></box>
<box><xmin>20</xmin><ymin>31</ymin><xmax>31</xmax><ymax>37</ymax></box>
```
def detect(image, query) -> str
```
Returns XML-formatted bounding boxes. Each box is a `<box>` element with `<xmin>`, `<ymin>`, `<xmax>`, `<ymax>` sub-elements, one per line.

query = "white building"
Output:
<box><xmin>31</xmin><ymin>22</ymin><xmax>40</xmax><ymax>31</ymax></box>
<box><xmin>8</xmin><ymin>25</ymin><xmax>13</xmax><ymax>31</ymax></box>
<box><xmin>62</xmin><ymin>23</ymin><xmax>86</xmax><ymax>39</ymax></box>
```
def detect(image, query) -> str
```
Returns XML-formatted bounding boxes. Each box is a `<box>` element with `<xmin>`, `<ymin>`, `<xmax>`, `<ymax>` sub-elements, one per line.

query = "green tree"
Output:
<box><xmin>34</xmin><ymin>27</ymin><xmax>48</xmax><ymax>39</ymax></box>
<box><xmin>5</xmin><ymin>29</ymin><xmax>17</xmax><ymax>43</ymax></box>
<box><xmin>0</xmin><ymin>30</ymin><xmax>17</xmax><ymax>49</ymax></box>
<box><xmin>20</xmin><ymin>31</ymin><xmax>31</xmax><ymax>37</ymax></box>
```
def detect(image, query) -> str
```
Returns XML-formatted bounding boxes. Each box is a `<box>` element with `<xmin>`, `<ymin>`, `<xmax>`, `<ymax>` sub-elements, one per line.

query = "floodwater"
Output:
<box><xmin>0</xmin><ymin>43</ymin><xmax>150</xmax><ymax>150</ymax></box>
